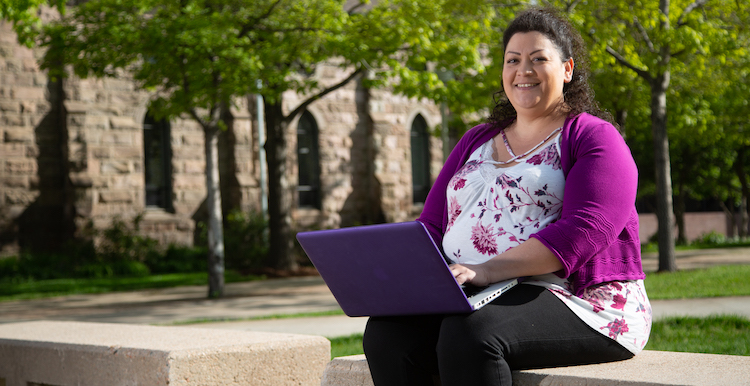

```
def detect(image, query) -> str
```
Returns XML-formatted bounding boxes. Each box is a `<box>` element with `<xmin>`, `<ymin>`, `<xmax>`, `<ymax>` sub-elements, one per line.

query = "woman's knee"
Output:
<box><xmin>437</xmin><ymin>313</ymin><xmax>504</xmax><ymax>360</ymax></box>
<box><xmin>363</xmin><ymin>316</ymin><xmax>443</xmax><ymax>361</ymax></box>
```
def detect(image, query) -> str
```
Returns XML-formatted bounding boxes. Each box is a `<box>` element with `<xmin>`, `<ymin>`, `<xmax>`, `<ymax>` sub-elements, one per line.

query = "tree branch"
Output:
<box><xmin>677</xmin><ymin>0</ymin><xmax>709</xmax><ymax>27</ymax></box>
<box><xmin>633</xmin><ymin>16</ymin><xmax>656</xmax><ymax>53</ymax></box>
<box><xmin>238</xmin><ymin>0</ymin><xmax>283</xmax><ymax>39</ymax></box>
<box><xmin>285</xmin><ymin>67</ymin><xmax>364</xmax><ymax>122</ymax></box>
<box><xmin>346</xmin><ymin>0</ymin><xmax>368</xmax><ymax>14</ymax></box>
<box><xmin>565</xmin><ymin>0</ymin><xmax>583</xmax><ymax>13</ymax></box>
<box><xmin>606</xmin><ymin>46</ymin><xmax>653</xmax><ymax>82</ymax></box>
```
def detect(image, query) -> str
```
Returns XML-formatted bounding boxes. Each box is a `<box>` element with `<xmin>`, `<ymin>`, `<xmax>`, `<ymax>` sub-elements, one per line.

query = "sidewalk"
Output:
<box><xmin>1</xmin><ymin>247</ymin><xmax>749</xmax><ymax>338</ymax></box>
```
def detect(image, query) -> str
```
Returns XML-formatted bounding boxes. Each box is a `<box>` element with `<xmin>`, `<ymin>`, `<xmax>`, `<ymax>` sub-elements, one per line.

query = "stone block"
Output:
<box><xmin>10</xmin><ymin>86</ymin><xmax>45</xmax><ymax>100</ymax></box>
<box><xmin>69</xmin><ymin>173</ymin><xmax>94</xmax><ymax>188</ymax></box>
<box><xmin>4</xmin><ymin>190</ymin><xmax>37</xmax><ymax>205</ymax></box>
<box><xmin>99</xmin><ymin>190</ymin><xmax>132</xmax><ymax>203</ymax></box>
<box><xmin>111</xmin><ymin>174</ymin><xmax>143</xmax><ymax>189</ymax></box>
<box><xmin>323</xmin><ymin>352</ymin><xmax>750</xmax><ymax>386</ymax></box>
<box><xmin>0</xmin><ymin>175</ymin><xmax>29</xmax><ymax>188</ymax></box>
<box><xmin>2</xmin><ymin>113</ymin><xmax>24</xmax><ymax>127</ymax></box>
<box><xmin>4</xmin><ymin>159</ymin><xmax>36</xmax><ymax>175</ymax></box>
<box><xmin>3</xmin><ymin>129</ymin><xmax>33</xmax><ymax>143</ymax></box>
<box><xmin>184</xmin><ymin>160</ymin><xmax>206</xmax><ymax>174</ymax></box>
<box><xmin>0</xmin><ymin>143</ymin><xmax>25</xmax><ymax>157</ymax></box>
<box><xmin>180</xmin><ymin>133</ymin><xmax>204</xmax><ymax>146</ymax></box>
<box><xmin>101</xmin><ymin>132</ymin><xmax>134</xmax><ymax>145</ymax></box>
<box><xmin>84</xmin><ymin>114</ymin><xmax>108</xmax><ymax>129</ymax></box>
<box><xmin>64</xmin><ymin>101</ymin><xmax>89</xmax><ymax>114</ymax></box>
<box><xmin>101</xmin><ymin>160</ymin><xmax>130</xmax><ymax>174</ymax></box>
<box><xmin>181</xmin><ymin>190</ymin><xmax>206</xmax><ymax>203</ymax></box>
<box><xmin>0</xmin><ymin>101</ymin><xmax>19</xmax><ymax>112</ymax></box>
<box><xmin>173</xmin><ymin>175</ymin><xmax>205</xmax><ymax>189</ymax></box>
<box><xmin>110</xmin><ymin>116</ymin><xmax>138</xmax><ymax>130</ymax></box>
<box><xmin>0</xmin><ymin>321</ymin><xmax>330</xmax><ymax>386</ymax></box>
<box><xmin>112</xmin><ymin>146</ymin><xmax>142</xmax><ymax>159</ymax></box>
<box><xmin>91</xmin><ymin>147</ymin><xmax>111</xmax><ymax>159</ymax></box>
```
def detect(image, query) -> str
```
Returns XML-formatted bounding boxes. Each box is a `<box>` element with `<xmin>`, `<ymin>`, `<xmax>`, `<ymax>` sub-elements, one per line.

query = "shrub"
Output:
<box><xmin>222</xmin><ymin>209</ymin><xmax>269</xmax><ymax>272</ymax></box>
<box><xmin>145</xmin><ymin>244</ymin><xmax>207</xmax><ymax>274</ymax></box>
<box><xmin>691</xmin><ymin>231</ymin><xmax>727</xmax><ymax>247</ymax></box>
<box><xmin>196</xmin><ymin>209</ymin><xmax>270</xmax><ymax>272</ymax></box>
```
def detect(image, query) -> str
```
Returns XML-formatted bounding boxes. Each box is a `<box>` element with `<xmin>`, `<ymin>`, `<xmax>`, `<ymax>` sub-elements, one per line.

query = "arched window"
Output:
<box><xmin>411</xmin><ymin>114</ymin><xmax>431</xmax><ymax>204</ymax></box>
<box><xmin>297</xmin><ymin>110</ymin><xmax>321</xmax><ymax>209</ymax></box>
<box><xmin>143</xmin><ymin>112</ymin><xmax>172</xmax><ymax>210</ymax></box>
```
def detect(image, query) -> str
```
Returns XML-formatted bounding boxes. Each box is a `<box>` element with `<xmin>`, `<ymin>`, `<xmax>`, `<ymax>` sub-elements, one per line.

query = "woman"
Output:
<box><xmin>363</xmin><ymin>8</ymin><xmax>652</xmax><ymax>386</ymax></box>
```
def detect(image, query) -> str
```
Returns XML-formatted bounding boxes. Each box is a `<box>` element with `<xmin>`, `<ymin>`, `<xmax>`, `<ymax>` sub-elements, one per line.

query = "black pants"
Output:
<box><xmin>363</xmin><ymin>284</ymin><xmax>633</xmax><ymax>386</ymax></box>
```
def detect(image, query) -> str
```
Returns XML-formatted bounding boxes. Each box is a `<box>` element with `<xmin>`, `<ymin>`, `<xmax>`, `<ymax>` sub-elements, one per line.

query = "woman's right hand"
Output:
<box><xmin>449</xmin><ymin>263</ymin><xmax>492</xmax><ymax>287</ymax></box>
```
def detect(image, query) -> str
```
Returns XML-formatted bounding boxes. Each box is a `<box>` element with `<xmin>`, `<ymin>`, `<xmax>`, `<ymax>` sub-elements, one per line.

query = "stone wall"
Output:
<box><xmin>0</xmin><ymin>21</ymin><xmax>445</xmax><ymax>254</ymax></box>
<box><xmin>0</xmin><ymin>20</ymin><xmax>67</xmax><ymax>254</ymax></box>
<box><xmin>284</xmin><ymin>62</ymin><xmax>443</xmax><ymax>231</ymax></box>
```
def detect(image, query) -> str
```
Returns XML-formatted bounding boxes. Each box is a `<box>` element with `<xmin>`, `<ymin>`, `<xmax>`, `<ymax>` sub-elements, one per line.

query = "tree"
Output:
<box><xmin>41</xmin><ymin>0</ymin><xmax>287</xmax><ymax>297</ymax></box>
<box><xmin>252</xmin><ymin>0</ymin><xmax>507</xmax><ymax>269</ymax></box>
<box><xmin>566</xmin><ymin>0</ymin><xmax>744</xmax><ymax>271</ymax></box>
<box><xmin>706</xmin><ymin>17</ymin><xmax>750</xmax><ymax>237</ymax></box>
<box><xmin>42</xmin><ymin>0</ymin><xmax>506</xmax><ymax>279</ymax></box>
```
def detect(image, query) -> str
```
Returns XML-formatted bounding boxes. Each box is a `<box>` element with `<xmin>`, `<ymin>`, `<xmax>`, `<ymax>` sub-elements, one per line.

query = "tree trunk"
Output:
<box><xmin>264</xmin><ymin>101</ymin><xmax>297</xmax><ymax>271</ymax></box>
<box><xmin>736</xmin><ymin>146</ymin><xmax>750</xmax><ymax>238</ymax></box>
<box><xmin>651</xmin><ymin>72</ymin><xmax>677</xmax><ymax>272</ymax></box>
<box><xmin>205</xmin><ymin>126</ymin><xmax>226</xmax><ymax>298</ymax></box>
<box><xmin>674</xmin><ymin>176</ymin><xmax>687</xmax><ymax>245</ymax></box>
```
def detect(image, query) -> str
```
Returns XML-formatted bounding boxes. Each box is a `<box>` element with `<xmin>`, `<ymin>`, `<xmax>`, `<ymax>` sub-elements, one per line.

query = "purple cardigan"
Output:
<box><xmin>417</xmin><ymin>113</ymin><xmax>645</xmax><ymax>296</ymax></box>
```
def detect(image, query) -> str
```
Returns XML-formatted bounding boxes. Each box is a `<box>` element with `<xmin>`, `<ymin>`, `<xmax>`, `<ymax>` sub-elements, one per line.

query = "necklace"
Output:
<box><xmin>494</xmin><ymin>126</ymin><xmax>562</xmax><ymax>165</ymax></box>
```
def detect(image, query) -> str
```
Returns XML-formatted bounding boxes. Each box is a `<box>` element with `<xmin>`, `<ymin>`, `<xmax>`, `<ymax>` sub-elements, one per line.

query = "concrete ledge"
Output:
<box><xmin>0</xmin><ymin>321</ymin><xmax>330</xmax><ymax>386</ymax></box>
<box><xmin>322</xmin><ymin>351</ymin><xmax>750</xmax><ymax>386</ymax></box>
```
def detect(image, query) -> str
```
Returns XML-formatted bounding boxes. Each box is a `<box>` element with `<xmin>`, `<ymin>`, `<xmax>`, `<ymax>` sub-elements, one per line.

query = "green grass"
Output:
<box><xmin>329</xmin><ymin>315</ymin><xmax>750</xmax><ymax>358</ymax></box>
<box><xmin>0</xmin><ymin>271</ymin><xmax>264</xmax><ymax>302</ymax></box>
<box><xmin>330</xmin><ymin>333</ymin><xmax>366</xmax><ymax>358</ymax></box>
<box><xmin>645</xmin><ymin>315</ymin><xmax>750</xmax><ymax>356</ymax></box>
<box><xmin>645</xmin><ymin>265</ymin><xmax>750</xmax><ymax>299</ymax></box>
<box><xmin>4</xmin><ymin>262</ymin><xmax>748</xmax><ymax>302</ymax></box>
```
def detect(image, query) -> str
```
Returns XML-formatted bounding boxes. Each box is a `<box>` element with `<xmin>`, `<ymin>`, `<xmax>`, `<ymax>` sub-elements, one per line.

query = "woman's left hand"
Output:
<box><xmin>449</xmin><ymin>263</ymin><xmax>492</xmax><ymax>287</ymax></box>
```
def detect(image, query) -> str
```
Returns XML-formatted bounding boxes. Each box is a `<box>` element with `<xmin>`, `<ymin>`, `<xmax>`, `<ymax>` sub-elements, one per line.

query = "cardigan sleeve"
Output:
<box><xmin>530</xmin><ymin>118</ymin><xmax>639</xmax><ymax>278</ymax></box>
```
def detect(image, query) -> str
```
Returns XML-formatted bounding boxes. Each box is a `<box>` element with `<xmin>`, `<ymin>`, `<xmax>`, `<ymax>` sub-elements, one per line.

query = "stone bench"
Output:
<box><xmin>0</xmin><ymin>321</ymin><xmax>330</xmax><ymax>386</ymax></box>
<box><xmin>321</xmin><ymin>351</ymin><xmax>750</xmax><ymax>386</ymax></box>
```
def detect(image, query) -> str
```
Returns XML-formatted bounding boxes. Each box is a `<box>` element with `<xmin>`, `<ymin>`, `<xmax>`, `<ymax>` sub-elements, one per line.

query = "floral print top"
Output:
<box><xmin>442</xmin><ymin>134</ymin><xmax>652</xmax><ymax>354</ymax></box>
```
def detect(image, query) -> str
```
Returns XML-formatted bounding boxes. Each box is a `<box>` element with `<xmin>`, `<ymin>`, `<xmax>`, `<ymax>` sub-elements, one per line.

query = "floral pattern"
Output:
<box><xmin>540</xmin><ymin>277</ymin><xmax>652</xmax><ymax>353</ymax></box>
<box><xmin>443</xmin><ymin>139</ymin><xmax>564</xmax><ymax>261</ymax></box>
<box><xmin>441</xmin><ymin>135</ymin><xmax>652</xmax><ymax>354</ymax></box>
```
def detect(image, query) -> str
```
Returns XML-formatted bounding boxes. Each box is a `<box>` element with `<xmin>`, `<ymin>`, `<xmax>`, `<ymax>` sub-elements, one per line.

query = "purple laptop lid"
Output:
<box><xmin>296</xmin><ymin>221</ymin><xmax>473</xmax><ymax>317</ymax></box>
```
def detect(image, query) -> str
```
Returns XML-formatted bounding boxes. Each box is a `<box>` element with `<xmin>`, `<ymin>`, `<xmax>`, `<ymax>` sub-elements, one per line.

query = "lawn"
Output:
<box><xmin>3</xmin><ymin>261</ymin><xmax>750</xmax><ymax>302</ymax></box>
<box><xmin>0</xmin><ymin>271</ymin><xmax>263</xmax><ymax>301</ymax></box>
<box><xmin>2</xmin><ymin>255</ymin><xmax>749</xmax><ymax>359</ymax></box>
<box><xmin>645</xmin><ymin>264</ymin><xmax>750</xmax><ymax>299</ymax></box>
<box><xmin>330</xmin><ymin>315</ymin><xmax>750</xmax><ymax>358</ymax></box>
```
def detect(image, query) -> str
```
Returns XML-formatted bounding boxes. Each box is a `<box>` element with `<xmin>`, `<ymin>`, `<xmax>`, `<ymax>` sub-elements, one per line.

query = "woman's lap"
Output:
<box><xmin>363</xmin><ymin>284</ymin><xmax>633</xmax><ymax>386</ymax></box>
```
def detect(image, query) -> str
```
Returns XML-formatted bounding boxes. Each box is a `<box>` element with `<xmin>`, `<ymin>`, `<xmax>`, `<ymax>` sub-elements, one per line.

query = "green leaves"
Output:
<box><xmin>1</xmin><ymin>0</ymin><xmax>65</xmax><ymax>45</ymax></box>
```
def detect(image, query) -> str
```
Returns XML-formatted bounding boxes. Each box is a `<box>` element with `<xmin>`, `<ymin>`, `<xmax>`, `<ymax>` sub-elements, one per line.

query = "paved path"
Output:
<box><xmin>1</xmin><ymin>247</ymin><xmax>749</xmax><ymax>338</ymax></box>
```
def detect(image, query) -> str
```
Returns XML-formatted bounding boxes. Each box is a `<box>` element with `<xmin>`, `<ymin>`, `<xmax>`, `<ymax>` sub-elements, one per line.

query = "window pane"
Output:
<box><xmin>297</xmin><ymin>111</ymin><xmax>321</xmax><ymax>209</ymax></box>
<box><xmin>144</xmin><ymin>112</ymin><xmax>172</xmax><ymax>209</ymax></box>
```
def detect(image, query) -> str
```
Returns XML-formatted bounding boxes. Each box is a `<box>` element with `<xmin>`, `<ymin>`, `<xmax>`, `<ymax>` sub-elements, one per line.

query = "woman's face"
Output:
<box><xmin>502</xmin><ymin>31</ymin><xmax>574</xmax><ymax>118</ymax></box>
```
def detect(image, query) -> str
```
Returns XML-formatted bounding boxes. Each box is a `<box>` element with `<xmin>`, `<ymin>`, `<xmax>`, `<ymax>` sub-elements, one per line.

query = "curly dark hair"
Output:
<box><xmin>488</xmin><ymin>7</ymin><xmax>614</xmax><ymax>126</ymax></box>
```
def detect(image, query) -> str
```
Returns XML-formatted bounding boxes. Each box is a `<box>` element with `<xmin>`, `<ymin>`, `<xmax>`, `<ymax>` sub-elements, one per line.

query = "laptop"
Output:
<box><xmin>295</xmin><ymin>221</ymin><xmax>519</xmax><ymax>317</ymax></box>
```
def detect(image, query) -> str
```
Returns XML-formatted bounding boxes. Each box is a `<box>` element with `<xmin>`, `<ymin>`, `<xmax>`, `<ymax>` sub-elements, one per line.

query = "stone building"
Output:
<box><xmin>0</xmin><ymin>21</ymin><xmax>444</xmax><ymax>255</ymax></box>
